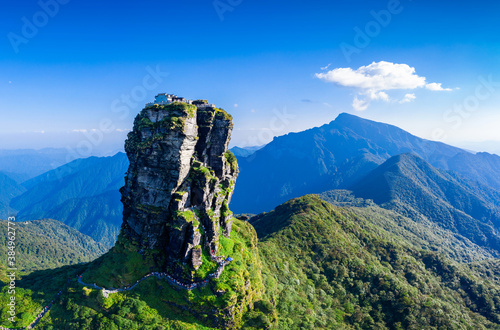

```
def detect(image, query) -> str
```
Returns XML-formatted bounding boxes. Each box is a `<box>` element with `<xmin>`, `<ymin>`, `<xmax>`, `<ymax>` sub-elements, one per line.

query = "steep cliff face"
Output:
<box><xmin>120</xmin><ymin>101</ymin><xmax>238</xmax><ymax>270</ymax></box>
<box><xmin>18</xmin><ymin>99</ymin><xmax>267</xmax><ymax>330</ymax></box>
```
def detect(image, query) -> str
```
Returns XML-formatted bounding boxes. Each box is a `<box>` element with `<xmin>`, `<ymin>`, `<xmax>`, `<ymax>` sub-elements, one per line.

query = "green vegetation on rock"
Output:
<box><xmin>137</xmin><ymin>204</ymin><xmax>164</xmax><ymax>215</ymax></box>
<box><xmin>174</xmin><ymin>210</ymin><xmax>199</xmax><ymax>227</ymax></box>
<box><xmin>190</xmin><ymin>162</ymin><xmax>216</xmax><ymax>187</ymax></box>
<box><xmin>215</xmin><ymin>108</ymin><xmax>233</xmax><ymax>121</ymax></box>
<box><xmin>127</xmin><ymin>103</ymin><xmax>196</xmax><ymax>153</ymax></box>
<box><xmin>224</xmin><ymin>151</ymin><xmax>238</xmax><ymax>173</ymax></box>
<box><xmin>159</xmin><ymin>115</ymin><xmax>186</xmax><ymax>132</ymax></box>
<box><xmin>145</xmin><ymin>101</ymin><xmax>196</xmax><ymax>119</ymax></box>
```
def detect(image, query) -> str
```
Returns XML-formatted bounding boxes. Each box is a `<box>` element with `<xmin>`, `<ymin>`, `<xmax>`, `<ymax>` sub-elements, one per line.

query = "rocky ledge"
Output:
<box><xmin>120</xmin><ymin>100</ymin><xmax>239</xmax><ymax>271</ymax></box>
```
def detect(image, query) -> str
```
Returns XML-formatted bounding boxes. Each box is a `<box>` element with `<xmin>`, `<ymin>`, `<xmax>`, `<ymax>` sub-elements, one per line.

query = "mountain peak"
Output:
<box><xmin>332</xmin><ymin>112</ymin><xmax>408</xmax><ymax>134</ymax></box>
<box><xmin>232</xmin><ymin>113</ymin><xmax>468</xmax><ymax>214</ymax></box>
<box><xmin>384</xmin><ymin>152</ymin><xmax>425</xmax><ymax>166</ymax></box>
<box><xmin>334</xmin><ymin>112</ymin><xmax>363</xmax><ymax>121</ymax></box>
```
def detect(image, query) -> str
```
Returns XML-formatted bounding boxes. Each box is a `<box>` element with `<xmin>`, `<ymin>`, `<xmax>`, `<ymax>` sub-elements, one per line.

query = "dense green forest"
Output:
<box><xmin>0</xmin><ymin>219</ymin><xmax>107</xmax><ymax>274</ymax></box>
<box><xmin>320</xmin><ymin>190</ymin><xmax>500</xmax><ymax>263</ymax></box>
<box><xmin>253</xmin><ymin>195</ymin><xmax>500</xmax><ymax>329</ymax></box>
<box><xmin>2</xmin><ymin>196</ymin><xmax>500</xmax><ymax>329</ymax></box>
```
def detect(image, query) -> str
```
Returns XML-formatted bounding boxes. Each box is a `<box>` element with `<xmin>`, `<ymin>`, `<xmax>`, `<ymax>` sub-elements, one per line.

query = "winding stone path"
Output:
<box><xmin>78</xmin><ymin>247</ymin><xmax>231</xmax><ymax>295</ymax></box>
<box><xmin>3</xmin><ymin>250</ymin><xmax>232</xmax><ymax>329</ymax></box>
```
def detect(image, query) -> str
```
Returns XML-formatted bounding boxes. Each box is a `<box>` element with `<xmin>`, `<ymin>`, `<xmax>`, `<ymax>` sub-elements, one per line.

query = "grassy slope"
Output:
<box><xmin>0</xmin><ymin>219</ymin><xmax>270</xmax><ymax>329</ymax></box>
<box><xmin>253</xmin><ymin>195</ymin><xmax>500</xmax><ymax>329</ymax></box>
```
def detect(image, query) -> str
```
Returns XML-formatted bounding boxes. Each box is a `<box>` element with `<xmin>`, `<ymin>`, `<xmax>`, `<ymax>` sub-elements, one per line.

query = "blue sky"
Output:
<box><xmin>2</xmin><ymin>0</ymin><xmax>500</xmax><ymax>155</ymax></box>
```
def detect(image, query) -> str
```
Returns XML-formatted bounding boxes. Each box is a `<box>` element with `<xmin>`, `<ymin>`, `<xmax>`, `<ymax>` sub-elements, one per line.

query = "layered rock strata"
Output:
<box><xmin>120</xmin><ymin>100</ymin><xmax>238</xmax><ymax>270</ymax></box>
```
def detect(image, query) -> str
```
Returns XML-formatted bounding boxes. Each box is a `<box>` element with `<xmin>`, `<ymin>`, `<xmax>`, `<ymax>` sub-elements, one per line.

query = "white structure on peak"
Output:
<box><xmin>145</xmin><ymin>93</ymin><xmax>195</xmax><ymax>106</ymax></box>
<box><xmin>155</xmin><ymin>93</ymin><xmax>175</xmax><ymax>104</ymax></box>
<box><xmin>196</xmin><ymin>102</ymin><xmax>216</xmax><ymax>108</ymax></box>
<box><xmin>146</xmin><ymin>93</ymin><xmax>217</xmax><ymax>108</ymax></box>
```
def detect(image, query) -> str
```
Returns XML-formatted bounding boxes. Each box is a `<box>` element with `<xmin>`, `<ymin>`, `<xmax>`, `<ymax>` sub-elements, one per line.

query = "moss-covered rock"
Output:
<box><xmin>76</xmin><ymin>96</ymin><xmax>251</xmax><ymax>327</ymax></box>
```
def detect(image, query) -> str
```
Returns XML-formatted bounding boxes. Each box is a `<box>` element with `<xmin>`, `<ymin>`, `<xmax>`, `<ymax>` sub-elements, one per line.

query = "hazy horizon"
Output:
<box><xmin>1</xmin><ymin>112</ymin><xmax>499</xmax><ymax>158</ymax></box>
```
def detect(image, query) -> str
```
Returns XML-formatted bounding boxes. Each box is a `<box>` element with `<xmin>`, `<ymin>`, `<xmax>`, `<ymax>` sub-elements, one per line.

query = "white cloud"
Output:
<box><xmin>353</xmin><ymin>96</ymin><xmax>369</xmax><ymax>111</ymax></box>
<box><xmin>400</xmin><ymin>93</ymin><xmax>416</xmax><ymax>104</ymax></box>
<box><xmin>321</xmin><ymin>63</ymin><xmax>331</xmax><ymax>70</ymax></box>
<box><xmin>315</xmin><ymin>61</ymin><xmax>454</xmax><ymax>110</ymax></box>
<box><xmin>369</xmin><ymin>91</ymin><xmax>390</xmax><ymax>101</ymax></box>
<box><xmin>316</xmin><ymin>61</ymin><xmax>426</xmax><ymax>91</ymax></box>
<box><xmin>425</xmin><ymin>82</ymin><xmax>452</xmax><ymax>91</ymax></box>
<box><xmin>234</xmin><ymin>103</ymin><xmax>239</xmax><ymax>108</ymax></box>
<box><xmin>352</xmin><ymin>91</ymin><xmax>390</xmax><ymax>111</ymax></box>
<box><xmin>72</xmin><ymin>129</ymin><xmax>88</xmax><ymax>133</ymax></box>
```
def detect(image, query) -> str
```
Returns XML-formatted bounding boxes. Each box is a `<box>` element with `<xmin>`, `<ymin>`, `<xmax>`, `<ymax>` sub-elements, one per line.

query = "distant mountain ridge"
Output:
<box><xmin>0</xmin><ymin>172</ymin><xmax>26</xmax><ymax>219</ymax></box>
<box><xmin>231</xmin><ymin>113</ymin><xmax>500</xmax><ymax>214</ymax></box>
<box><xmin>4</xmin><ymin>113</ymin><xmax>500</xmax><ymax>252</ymax></box>
<box><xmin>445</xmin><ymin>151</ymin><xmax>500</xmax><ymax>191</ymax></box>
<box><xmin>39</xmin><ymin>190</ymin><xmax>123</xmax><ymax>247</ymax></box>
<box><xmin>10</xmin><ymin>153</ymin><xmax>128</xmax><ymax>246</ymax></box>
<box><xmin>229</xmin><ymin>145</ymin><xmax>264</xmax><ymax>158</ymax></box>
<box><xmin>349</xmin><ymin>153</ymin><xmax>500</xmax><ymax>253</ymax></box>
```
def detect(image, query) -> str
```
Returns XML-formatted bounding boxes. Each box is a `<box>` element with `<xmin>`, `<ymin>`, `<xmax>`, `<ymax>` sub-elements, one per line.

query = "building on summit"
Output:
<box><xmin>146</xmin><ymin>93</ymin><xmax>215</xmax><ymax>108</ymax></box>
